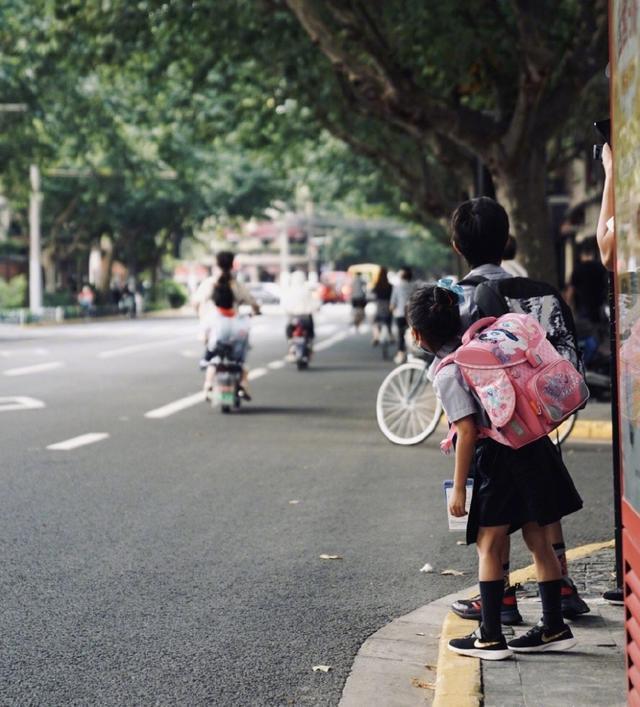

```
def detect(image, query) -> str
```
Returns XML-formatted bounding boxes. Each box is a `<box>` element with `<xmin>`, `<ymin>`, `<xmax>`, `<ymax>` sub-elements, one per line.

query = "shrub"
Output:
<box><xmin>0</xmin><ymin>275</ymin><xmax>27</xmax><ymax>308</ymax></box>
<box><xmin>152</xmin><ymin>279</ymin><xmax>188</xmax><ymax>309</ymax></box>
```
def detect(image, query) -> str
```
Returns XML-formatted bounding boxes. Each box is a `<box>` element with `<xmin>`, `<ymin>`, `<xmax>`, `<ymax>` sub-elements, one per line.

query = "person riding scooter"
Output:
<box><xmin>201</xmin><ymin>255</ymin><xmax>259</xmax><ymax>400</ymax></box>
<box><xmin>281</xmin><ymin>270</ymin><xmax>319</xmax><ymax>361</ymax></box>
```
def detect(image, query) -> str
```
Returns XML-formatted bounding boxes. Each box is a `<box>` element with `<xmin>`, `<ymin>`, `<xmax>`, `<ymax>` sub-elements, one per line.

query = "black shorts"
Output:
<box><xmin>465</xmin><ymin>437</ymin><xmax>583</xmax><ymax>544</ymax></box>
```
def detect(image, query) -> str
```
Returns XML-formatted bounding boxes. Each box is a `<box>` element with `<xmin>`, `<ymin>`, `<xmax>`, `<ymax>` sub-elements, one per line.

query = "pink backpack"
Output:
<box><xmin>437</xmin><ymin>313</ymin><xmax>589</xmax><ymax>451</ymax></box>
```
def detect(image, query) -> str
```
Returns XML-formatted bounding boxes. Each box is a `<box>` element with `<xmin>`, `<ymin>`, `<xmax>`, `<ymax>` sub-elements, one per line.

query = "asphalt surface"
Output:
<box><xmin>0</xmin><ymin>306</ymin><xmax>615</xmax><ymax>706</ymax></box>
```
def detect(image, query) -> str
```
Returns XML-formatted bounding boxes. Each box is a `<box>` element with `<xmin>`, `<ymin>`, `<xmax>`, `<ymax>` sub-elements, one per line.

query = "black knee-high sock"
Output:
<box><xmin>479</xmin><ymin>579</ymin><xmax>504</xmax><ymax>640</ymax></box>
<box><xmin>539</xmin><ymin>579</ymin><xmax>564</xmax><ymax>632</ymax></box>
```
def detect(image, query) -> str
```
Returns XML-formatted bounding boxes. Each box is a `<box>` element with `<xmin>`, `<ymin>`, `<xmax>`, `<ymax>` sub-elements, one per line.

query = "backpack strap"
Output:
<box><xmin>458</xmin><ymin>275</ymin><xmax>488</xmax><ymax>287</ymax></box>
<box><xmin>435</xmin><ymin>352</ymin><xmax>457</xmax><ymax>376</ymax></box>
<box><xmin>473</xmin><ymin>280</ymin><xmax>511</xmax><ymax>317</ymax></box>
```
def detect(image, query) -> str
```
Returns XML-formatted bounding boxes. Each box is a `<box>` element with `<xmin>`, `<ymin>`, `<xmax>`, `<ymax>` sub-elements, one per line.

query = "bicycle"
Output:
<box><xmin>376</xmin><ymin>356</ymin><xmax>578</xmax><ymax>447</ymax></box>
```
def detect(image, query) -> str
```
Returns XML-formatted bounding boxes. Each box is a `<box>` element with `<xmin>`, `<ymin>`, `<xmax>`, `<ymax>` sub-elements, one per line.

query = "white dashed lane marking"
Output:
<box><xmin>0</xmin><ymin>396</ymin><xmax>46</xmax><ymax>412</ymax></box>
<box><xmin>3</xmin><ymin>361</ymin><xmax>64</xmax><ymax>377</ymax></box>
<box><xmin>144</xmin><ymin>392</ymin><xmax>206</xmax><ymax>419</ymax></box>
<box><xmin>47</xmin><ymin>433</ymin><xmax>110</xmax><ymax>451</ymax></box>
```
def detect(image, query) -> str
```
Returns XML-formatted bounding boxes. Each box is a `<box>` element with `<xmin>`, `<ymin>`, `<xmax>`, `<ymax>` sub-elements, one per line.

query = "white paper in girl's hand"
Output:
<box><xmin>443</xmin><ymin>479</ymin><xmax>473</xmax><ymax>531</ymax></box>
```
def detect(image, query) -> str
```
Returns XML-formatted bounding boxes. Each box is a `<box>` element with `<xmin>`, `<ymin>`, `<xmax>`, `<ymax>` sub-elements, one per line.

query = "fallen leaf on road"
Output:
<box><xmin>288</xmin><ymin>500</ymin><xmax>301</xmax><ymax>505</ymax></box>
<box><xmin>312</xmin><ymin>665</ymin><xmax>332</xmax><ymax>673</ymax></box>
<box><xmin>424</xmin><ymin>663</ymin><xmax>437</xmax><ymax>671</ymax></box>
<box><xmin>411</xmin><ymin>677</ymin><xmax>436</xmax><ymax>690</ymax></box>
<box><xmin>319</xmin><ymin>554</ymin><xmax>343</xmax><ymax>560</ymax></box>
<box><xmin>456</xmin><ymin>540</ymin><xmax>466</xmax><ymax>546</ymax></box>
<box><xmin>415</xmin><ymin>632</ymin><xmax>425</xmax><ymax>636</ymax></box>
<box><xmin>441</xmin><ymin>569</ymin><xmax>465</xmax><ymax>576</ymax></box>
<box><xmin>419</xmin><ymin>563</ymin><xmax>434</xmax><ymax>573</ymax></box>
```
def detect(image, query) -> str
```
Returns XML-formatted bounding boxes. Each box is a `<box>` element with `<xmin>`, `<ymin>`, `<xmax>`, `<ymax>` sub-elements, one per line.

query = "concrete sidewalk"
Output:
<box><xmin>340</xmin><ymin>544</ymin><xmax>625</xmax><ymax>706</ymax></box>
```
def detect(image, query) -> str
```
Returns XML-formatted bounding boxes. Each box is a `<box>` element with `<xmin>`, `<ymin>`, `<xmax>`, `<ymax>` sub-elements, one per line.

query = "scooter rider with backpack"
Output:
<box><xmin>200</xmin><ymin>252</ymin><xmax>260</xmax><ymax>400</ymax></box>
<box><xmin>435</xmin><ymin>197</ymin><xmax>590</xmax><ymax>625</ymax></box>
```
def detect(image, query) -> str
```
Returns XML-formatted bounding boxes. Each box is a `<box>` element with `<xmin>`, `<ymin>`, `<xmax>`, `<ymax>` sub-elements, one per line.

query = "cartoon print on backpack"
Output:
<box><xmin>478</xmin><ymin>327</ymin><xmax>528</xmax><ymax>363</ymax></box>
<box><xmin>468</xmin><ymin>369</ymin><xmax>514</xmax><ymax>427</ymax></box>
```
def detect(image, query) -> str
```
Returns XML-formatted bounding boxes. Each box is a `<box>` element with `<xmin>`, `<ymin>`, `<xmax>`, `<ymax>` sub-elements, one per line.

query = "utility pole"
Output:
<box><xmin>29</xmin><ymin>164</ymin><xmax>43</xmax><ymax>314</ymax></box>
<box><xmin>280</xmin><ymin>213</ymin><xmax>291</xmax><ymax>288</ymax></box>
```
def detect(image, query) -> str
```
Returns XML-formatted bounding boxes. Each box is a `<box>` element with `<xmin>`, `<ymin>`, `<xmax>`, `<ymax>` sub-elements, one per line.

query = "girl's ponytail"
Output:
<box><xmin>433</xmin><ymin>286</ymin><xmax>457</xmax><ymax>309</ymax></box>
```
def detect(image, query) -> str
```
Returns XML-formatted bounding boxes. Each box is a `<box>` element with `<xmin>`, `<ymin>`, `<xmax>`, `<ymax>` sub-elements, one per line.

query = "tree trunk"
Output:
<box><xmin>491</xmin><ymin>144</ymin><xmax>558</xmax><ymax>284</ymax></box>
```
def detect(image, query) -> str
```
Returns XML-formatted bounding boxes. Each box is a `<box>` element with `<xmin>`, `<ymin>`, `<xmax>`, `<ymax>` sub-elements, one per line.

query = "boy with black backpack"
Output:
<box><xmin>437</xmin><ymin>197</ymin><xmax>590</xmax><ymax>624</ymax></box>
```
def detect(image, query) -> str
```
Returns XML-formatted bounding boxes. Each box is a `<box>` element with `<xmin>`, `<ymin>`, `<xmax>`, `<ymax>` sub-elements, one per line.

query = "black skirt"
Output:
<box><xmin>465</xmin><ymin>437</ymin><xmax>583</xmax><ymax>545</ymax></box>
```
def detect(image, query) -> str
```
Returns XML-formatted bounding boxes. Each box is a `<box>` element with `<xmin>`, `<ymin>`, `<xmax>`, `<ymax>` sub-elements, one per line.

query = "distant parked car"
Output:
<box><xmin>248</xmin><ymin>282</ymin><xmax>280</xmax><ymax>305</ymax></box>
<box><xmin>318</xmin><ymin>271</ymin><xmax>349</xmax><ymax>304</ymax></box>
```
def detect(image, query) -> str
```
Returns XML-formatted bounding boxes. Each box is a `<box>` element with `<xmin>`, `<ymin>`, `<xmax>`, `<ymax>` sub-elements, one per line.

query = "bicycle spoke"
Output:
<box><xmin>387</xmin><ymin>375</ymin><xmax>406</xmax><ymax>401</ymax></box>
<box><xmin>384</xmin><ymin>405</ymin><xmax>410</xmax><ymax>428</ymax></box>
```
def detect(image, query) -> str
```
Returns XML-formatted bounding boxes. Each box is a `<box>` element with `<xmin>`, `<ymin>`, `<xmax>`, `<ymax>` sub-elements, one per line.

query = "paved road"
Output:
<box><xmin>0</xmin><ymin>307</ymin><xmax>615</xmax><ymax>705</ymax></box>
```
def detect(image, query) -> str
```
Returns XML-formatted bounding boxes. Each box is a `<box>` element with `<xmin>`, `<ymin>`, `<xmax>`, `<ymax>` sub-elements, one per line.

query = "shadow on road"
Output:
<box><xmin>300</xmin><ymin>363</ymin><xmax>389</xmax><ymax>373</ymax></box>
<box><xmin>239</xmin><ymin>405</ymin><xmax>343</xmax><ymax>416</ymax></box>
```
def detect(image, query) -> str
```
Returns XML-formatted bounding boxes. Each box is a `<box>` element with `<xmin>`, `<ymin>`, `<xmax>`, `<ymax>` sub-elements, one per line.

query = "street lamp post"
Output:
<box><xmin>28</xmin><ymin>164</ymin><xmax>43</xmax><ymax>314</ymax></box>
<box><xmin>279</xmin><ymin>213</ymin><xmax>291</xmax><ymax>288</ymax></box>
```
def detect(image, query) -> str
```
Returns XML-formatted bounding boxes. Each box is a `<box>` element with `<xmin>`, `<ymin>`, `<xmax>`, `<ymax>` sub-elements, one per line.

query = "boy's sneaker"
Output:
<box><xmin>451</xmin><ymin>585</ymin><xmax>523</xmax><ymax>625</ymax></box>
<box><xmin>448</xmin><ymin>626</ymin><xmax>511</xmax><ymax>661</ymax></box>
<box><xmin>508</xmin><ymin>623</ymin><xmax>576</xmax><ymax>653</ymax></box>
<box><xmin>561</xmin><ymin>578</ymin><xmax>590</xmax><ymax>618</ymax></box>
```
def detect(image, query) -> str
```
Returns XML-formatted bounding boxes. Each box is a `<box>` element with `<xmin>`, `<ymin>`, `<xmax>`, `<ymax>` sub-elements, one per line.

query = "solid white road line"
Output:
<box><xmin>0</xmin><ymin>396</ymin><xmax>46</xmax><ymax>412</ymax></box>
<box><xmin>47</xmin><ymin>432</ymin><xmax>110</xmax><ymax>451</ymax></box>
<box><xmin>144</xmin><ymin>391</ymin><xmax>206</xmax><ymax>419</ymax></box>
<box><xmin>3</xmin><ymin>361</ymin><xmax>64</xmax><ymax>377</ymax></box>
<box><xmin>98</xmin><ymin>336</ymin><xmax>193</xmax><ymax>359</ymax></box>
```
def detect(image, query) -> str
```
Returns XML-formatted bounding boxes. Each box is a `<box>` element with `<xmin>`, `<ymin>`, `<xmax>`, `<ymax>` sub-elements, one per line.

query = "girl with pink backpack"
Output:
<box><xmin>406</xmin><ymin>283</ymin><xmax>583</xmax><ymax>660</ymax></box>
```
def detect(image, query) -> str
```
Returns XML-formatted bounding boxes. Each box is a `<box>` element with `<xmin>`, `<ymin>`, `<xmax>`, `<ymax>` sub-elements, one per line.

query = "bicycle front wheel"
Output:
<box><xmin>376</xmin><ymin>361</ymin><xmax>443</xmax><ymax>445</ymax></box>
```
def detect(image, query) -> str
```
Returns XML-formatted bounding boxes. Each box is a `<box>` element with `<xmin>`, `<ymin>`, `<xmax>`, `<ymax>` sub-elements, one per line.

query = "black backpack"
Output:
<box><xmin>460</xmin><ymin>275</ymin><xmax>585</xmax><ymax>377</ymax></box>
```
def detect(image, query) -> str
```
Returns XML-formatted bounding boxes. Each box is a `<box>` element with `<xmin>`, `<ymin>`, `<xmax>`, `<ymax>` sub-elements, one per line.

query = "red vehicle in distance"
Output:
<box><xmin>317</xmin><ymin>271</ymin><xmax>349</xmax><ymax>304</ymax></box>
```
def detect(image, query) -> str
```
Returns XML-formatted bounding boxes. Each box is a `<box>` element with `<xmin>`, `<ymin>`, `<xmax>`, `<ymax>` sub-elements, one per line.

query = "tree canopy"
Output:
<box><xmin>0</xmin><ymin>0</ymin><xmax>609</xmax><ymax>289</ymax></box>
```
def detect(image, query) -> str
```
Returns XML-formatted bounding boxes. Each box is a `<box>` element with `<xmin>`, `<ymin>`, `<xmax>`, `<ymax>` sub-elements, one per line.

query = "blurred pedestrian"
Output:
<box><xmin>371</xmin><ymin>267</ymin><xmax>393</xmax><ymax>346</ymax></box>
<box><xmin>77</xmin><ymin>284</ymin><xmax>95</xmax><ymax>316</ymax></box>
<box><xmin>390</xmin><ymin>266</ymin><xmax>414</xmax><ymax>364</ymax></box>
<box><xmin>350</xmin><ymin>273</ymin><xmax>367</xmax><ymax>331</ymax></box>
